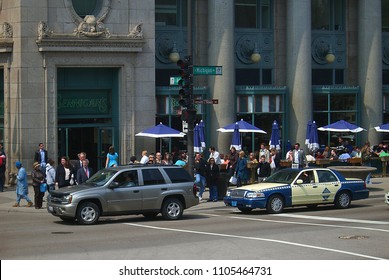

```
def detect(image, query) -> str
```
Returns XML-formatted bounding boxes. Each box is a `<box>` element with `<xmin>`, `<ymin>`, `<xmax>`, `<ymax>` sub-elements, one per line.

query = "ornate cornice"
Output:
<box><xmin>36</xmin><ymin>21</ymin><xmax>145</xmax><ymax>53</ymax></box>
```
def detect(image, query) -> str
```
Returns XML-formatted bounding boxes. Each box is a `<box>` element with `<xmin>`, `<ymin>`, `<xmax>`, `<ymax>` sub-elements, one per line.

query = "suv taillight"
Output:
<box><xmin>193</xmin><ymin>184</ymin><xmax>198</xmax><ymax>196</ymax></box>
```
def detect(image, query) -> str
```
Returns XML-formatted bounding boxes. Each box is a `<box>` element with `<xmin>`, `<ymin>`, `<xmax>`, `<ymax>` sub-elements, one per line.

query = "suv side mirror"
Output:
<box><xmin>109</xmin><ymin>181</ymin><xmax>120</xmax><ymax>189</ymax></box>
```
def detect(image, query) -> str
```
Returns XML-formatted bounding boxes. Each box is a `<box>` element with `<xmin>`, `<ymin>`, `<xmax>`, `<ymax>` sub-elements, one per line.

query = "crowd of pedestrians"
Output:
<box><xmin>4</xmin><ymin>134</ymin><xmax>389</xmax><ymax>207</ymax></box>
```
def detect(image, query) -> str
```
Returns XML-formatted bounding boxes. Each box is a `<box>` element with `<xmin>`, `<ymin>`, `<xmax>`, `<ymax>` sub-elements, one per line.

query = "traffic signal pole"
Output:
<box><xmin>186</xmin><ymin>0</ymin><xmax>194</xmax><ymax>177</ymax></box>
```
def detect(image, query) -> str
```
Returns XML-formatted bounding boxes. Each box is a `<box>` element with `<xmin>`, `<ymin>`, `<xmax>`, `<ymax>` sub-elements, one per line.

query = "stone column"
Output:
<box><xmin>358</xmin><ymin>0</ymin><xmax>382</xmax><ymax>145</ymax></box>
<box><xmin>208</xmin><ymin>0</ymin><xmax>235</xmax><ymax>154</ymax></box>
<box><xmin>286</xmin><ymin>0</ymin><xmax>312</xmax><ymax>147</ymax></box>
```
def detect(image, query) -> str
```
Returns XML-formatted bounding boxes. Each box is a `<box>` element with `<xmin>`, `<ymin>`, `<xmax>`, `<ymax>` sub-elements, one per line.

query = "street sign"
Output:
<box><xmin>169</xmin><ymin>76</ymin><xmax>181</xmax><ymax>86</ymax></box>
<box><xmin>194</xmin><ymin>99</ymin><xmax>219</xmax><ymax>104</ymax></box>
<box><xmin>193</xmin><ymin>66</ymin><xmax>222</xmax><ymax>75</ymax></box>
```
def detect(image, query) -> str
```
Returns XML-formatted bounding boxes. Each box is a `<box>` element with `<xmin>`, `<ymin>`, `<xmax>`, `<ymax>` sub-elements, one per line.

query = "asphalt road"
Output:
<box><xmin>1</xmin><ymin>179</ymin><xmax>389</xmax><ymax>261</ymax></box>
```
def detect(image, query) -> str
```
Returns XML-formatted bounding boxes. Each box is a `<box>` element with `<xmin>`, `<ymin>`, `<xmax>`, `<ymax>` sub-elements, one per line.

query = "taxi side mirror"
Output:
<box><xmin>296</xmin><ymin>179</ymin><xmax>303</xmax><ymax>184</ymax></box>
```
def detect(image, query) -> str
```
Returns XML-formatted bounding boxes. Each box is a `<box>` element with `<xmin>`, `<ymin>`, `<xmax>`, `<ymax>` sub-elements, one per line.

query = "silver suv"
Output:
<box><xmin>47</xmin><ymin>165</ymin><xmax>198</xmax><ymax>225</ymax></box>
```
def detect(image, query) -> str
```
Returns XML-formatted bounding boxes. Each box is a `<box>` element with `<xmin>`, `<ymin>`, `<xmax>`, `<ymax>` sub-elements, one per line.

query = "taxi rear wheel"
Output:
<box><xmin>267</xmin><ymin>194</ymin><xmax>284</xmax><ymax>214</ymax></box>
<box><xmin>335</xmin><ymin>191</ymin><xmax>351</xmax><ymax>209</ymax></box>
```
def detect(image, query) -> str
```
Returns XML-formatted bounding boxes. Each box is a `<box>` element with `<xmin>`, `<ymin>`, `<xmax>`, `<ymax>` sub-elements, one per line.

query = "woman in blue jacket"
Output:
<box><xmin>235</xmin><ymin>151</ymin><xmax>249</xmax><ymax>187</ymax></box>
<box><xmin>13</xmin><ymin>161</ymin><xmax>33</xmax><ymax>207</ymax></box>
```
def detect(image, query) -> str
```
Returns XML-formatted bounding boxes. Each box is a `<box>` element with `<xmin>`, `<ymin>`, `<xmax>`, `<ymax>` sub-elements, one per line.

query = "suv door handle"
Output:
<box><xmin>133</xmin><ymin>190</ymin><xmax>140</xmax><ymax>193</ymax></box>
<box><xmin>161</xmin><ymin>188</ymin><xmax>168</xmax><ymax>191</ymax></box>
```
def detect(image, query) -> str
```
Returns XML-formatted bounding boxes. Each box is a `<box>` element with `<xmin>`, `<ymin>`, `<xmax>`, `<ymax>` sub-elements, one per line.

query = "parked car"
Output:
<box><xmin>224</xmin><ymin>168</ymin><xmax>369</xmax><ymax>214</ymax></box>
<box><xmin>47</xmin><ymin>165</ymin><xmax>198</xmax><ymax>225</ymax></box>
<box><xmin>385</xmin><ymin>191</ymin><xmax>389</xmax><ymax>206</ymax></box>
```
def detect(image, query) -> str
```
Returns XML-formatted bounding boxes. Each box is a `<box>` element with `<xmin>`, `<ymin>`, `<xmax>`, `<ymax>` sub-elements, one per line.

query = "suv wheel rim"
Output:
<box><xmin>167</xmin><ymin>202</ymin><xmax>180</xmax><ymax>217</ymax></box>
<box><xmin>81</xmin><ymin>206</ymin><xmax>96</xmax><ymax>222</ymax></box>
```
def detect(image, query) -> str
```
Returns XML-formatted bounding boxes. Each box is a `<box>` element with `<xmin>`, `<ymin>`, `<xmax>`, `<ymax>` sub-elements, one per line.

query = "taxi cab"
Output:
<box><xmin>224</xmin><ymin>168</ymin><xmax>369</xmax><ymax>214</ymax></box>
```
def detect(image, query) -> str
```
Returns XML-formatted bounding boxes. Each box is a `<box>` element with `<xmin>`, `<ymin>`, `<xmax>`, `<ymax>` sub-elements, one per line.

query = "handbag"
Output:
<box><xmin>40</xmin><ymin>183</ymin><xmax>47</xmax><ymax>193</ymax></box>
<box><xmin>69</xmin><ymin>175</ymin><xmax>75</xmax><ymax>186</ymax></box>
<box><xmin>229</xmin><ymin>175</ymin><xmax>238</xmax><ymax>185</ymax></box>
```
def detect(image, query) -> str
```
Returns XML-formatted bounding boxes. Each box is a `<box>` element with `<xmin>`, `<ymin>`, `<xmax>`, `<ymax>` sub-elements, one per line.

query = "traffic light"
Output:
<box><xmin>177</xmin><ymin>56</ymin><xmax>193</xmax><ymax>111</ymax></box>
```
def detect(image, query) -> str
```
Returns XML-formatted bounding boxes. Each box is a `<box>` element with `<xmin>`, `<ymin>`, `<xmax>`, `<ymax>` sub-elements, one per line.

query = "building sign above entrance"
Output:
<box><xmin>57</xmin><ymin>90</ymin><xmax>111</xmax><ymax>115</ymax></box>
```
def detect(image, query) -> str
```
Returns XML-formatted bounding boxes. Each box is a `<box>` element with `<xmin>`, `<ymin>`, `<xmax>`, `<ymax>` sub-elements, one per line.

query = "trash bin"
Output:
<box><xmin>217</xmin><ymin>171</ymin><xmax>229</xmax><ymax>200</ymax></box>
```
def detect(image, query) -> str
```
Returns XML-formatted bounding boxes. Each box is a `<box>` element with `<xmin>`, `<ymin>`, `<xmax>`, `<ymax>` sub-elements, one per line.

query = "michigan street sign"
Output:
<box><xmin>193</xmin><ymin>66</ymin><xmax>222</xmax><ymax>75</ymax></box>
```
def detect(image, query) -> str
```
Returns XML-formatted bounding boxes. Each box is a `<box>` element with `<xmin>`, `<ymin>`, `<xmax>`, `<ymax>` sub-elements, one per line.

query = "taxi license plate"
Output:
<box><xmin>231</xmin><ymin>201</ymin><xmax>237</xmax><ymax>207</ymax></box>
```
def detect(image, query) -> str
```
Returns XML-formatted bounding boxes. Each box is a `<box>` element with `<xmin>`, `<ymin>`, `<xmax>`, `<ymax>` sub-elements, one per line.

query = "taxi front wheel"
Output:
<box><xmin>267</xmin><ymin>194</ymin><xmax>284</xmax><ymax>214</ymax></box>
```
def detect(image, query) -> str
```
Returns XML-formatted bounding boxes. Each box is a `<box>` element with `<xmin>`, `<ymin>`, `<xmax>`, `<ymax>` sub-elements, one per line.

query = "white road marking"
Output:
<box><xmin>276</xmin><ymin>214</ymin><xmax>389</xmax><ymax>225</ymax></box>
<box><xmin>199</xmin><ymin>213</ymin><xmax>389</xmax><ymax>233</ymax></box>
<box><xmin>124</xmin><ymin>223</ymin><xmax>385</xmax><ymax>260</ymax></box>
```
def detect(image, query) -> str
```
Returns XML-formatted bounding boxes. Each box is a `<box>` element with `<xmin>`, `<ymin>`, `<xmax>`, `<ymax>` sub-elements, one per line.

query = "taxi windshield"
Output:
<box><xmin>264</xmin><ymin>169</ymin><xmax>300</xmax><ymax>184</ymax></box>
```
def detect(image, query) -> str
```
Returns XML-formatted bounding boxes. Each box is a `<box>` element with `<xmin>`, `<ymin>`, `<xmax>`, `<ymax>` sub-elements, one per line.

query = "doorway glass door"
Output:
<box><xmin>58</xmin><ymin>126</ymin><xmax>114</xmax><ymax>173</ymax></box>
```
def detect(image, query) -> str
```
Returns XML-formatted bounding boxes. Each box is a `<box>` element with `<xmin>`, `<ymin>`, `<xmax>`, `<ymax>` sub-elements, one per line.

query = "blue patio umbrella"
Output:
<box><xmin>308</xmin><ymin>121</ymin><xmax>320</xmax><ymax>152</ymax></box>
<box><xmin>374</xmin><ymin>123</ymin><xmax>389</xmax><ymax>132</ymax></box>
<box><xmin>194</xmin><ymin>123</ymin><xmax>202</xmax><ymax>153</ymax></box>
<box><xmin>199</xmin><ymin>120</ymin><xmax>206</xmax><ymax>151</ymax></box>
<box><xmin>230</xmin><ymin>122</ymin><xmax>242</xmax><ymax>150</ymax></box>
<box><xmin>317</xmin><ymin>120</ymin><xmax>365</xmax><ymax>133</ymax></box>
<box><xmin>305</xmin><ymin>120</ymin><xmax>312</xmax><ymax>146</ymax></box>
<box><xmin>269</xmin><ymin>120</ymin><xmax>281</xmax><ymax>150</ymax></box>
<box><xmin>135</xmin><ymin>122</ymin><xmax>186</xmax><ymax>152</ymax></box>
<box><xmin>217</xmin><ymin>119</ymin><xmax>266</xmax><ymax>134</ymax></box>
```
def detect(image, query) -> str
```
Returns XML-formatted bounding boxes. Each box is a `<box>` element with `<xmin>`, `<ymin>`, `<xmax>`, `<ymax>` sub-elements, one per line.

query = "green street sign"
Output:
<box><xmin>193</xmin><ymin>66</ymin><xmax>223</xmax><ymax>75</ymax></box>
<box><xmin>169</xmin><ymin>76</ymin><xmax>181</xmax><ymax>86</ymax></box>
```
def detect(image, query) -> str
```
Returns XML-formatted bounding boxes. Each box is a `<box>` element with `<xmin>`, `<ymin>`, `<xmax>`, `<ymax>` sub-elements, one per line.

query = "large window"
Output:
<box><xmin>312</xmin><ymin>69</ymin><xmax>344</xmax><ymax>85</ymax></box>
<box><xmin>155</xmin><ymin>0</ymin><xmax>187</xmax><ymax>27</ymax></box>
<box><xmin>383</xmin><ymin>0</ymin><xmax>389</xmax><ymax>32</ymax></box>
<box><xmin>236</xmin><ymin>88</ymin><xmax>286</xmax><ymax>153</ymax></box>
<box><xmin>235</xmin><ymin>0</ymin><xmax>271</xmax><ymax>29</ymax></box>
<box><xmin>72</xmin><ymin>0</ymin><xmax>102</xmax><ymax>18</ymax></box>
<box><xmin>313</xmin><ymin>89</ymin><xmax>358</xmax><ymax>147</ymax></box>
<box><xmin>312</xmin><ymin>0</ymin><xmax>344</xmax><ymax>31</ymax></box>
<box><xmin>236</xmin><ymin>69</ymin><xmax>273</xmax><ymax>85</ymax></box>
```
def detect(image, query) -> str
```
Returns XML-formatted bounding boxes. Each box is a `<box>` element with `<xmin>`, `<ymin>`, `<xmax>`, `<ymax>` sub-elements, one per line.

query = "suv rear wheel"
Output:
<box><xmin>161</xmin><ymin>197</ymin><xmax>183</xmax><ymax>220</ymax></box>
<box><xmin>76</xmin><ymin>202</ymin><xmax>100</xmax><ymax>225</ymax></box>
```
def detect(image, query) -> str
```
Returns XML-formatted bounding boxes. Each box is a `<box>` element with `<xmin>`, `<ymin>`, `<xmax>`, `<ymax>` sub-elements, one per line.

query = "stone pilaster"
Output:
<box><xmin>208</xmin><ymin>0</ymin><xmax>235</xmax><ymax>154</ymax></box>
<box><xmin>359</xmin><ymin>0</ymin><xmax>382</xmax><ymax>145</ymax></box>
<box><xmin>286</xmin><ymin>0</ymin><xmax>312</xmax><ymax>147</ymax></box>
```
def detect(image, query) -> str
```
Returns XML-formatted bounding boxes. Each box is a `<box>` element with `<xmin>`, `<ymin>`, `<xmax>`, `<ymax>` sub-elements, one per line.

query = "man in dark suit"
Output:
<box><xmin>73</xmin><ymin>152</ymin><xmax>87</xmax><ymax>180</ymax></box>
<box><xmin>76</xmin><ymin>159</ymin><xmax>93</xmax><ymax>185</ymax></box>
<box><xmin>34</xmin><ymin>143</ymin><xmax>48</xmax><ymax>172</ymax></box>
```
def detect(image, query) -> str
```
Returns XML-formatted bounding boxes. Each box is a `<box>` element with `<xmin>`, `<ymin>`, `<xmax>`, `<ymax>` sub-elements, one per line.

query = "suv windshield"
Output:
<box><xmin>85</xmin><ymin>169</ymin><xmax>118</xmax><ymax>186</ymax></box>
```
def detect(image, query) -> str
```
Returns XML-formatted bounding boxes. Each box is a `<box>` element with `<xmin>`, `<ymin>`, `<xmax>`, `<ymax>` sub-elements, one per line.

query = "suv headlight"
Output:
<box><xmin>63</xmin><ymin>194</ymin><xmax>73</xmax><ymax>204</ymax></box>
<box><xmin>226</xmin><ymin>190</ymin><xmax>231</xmax><ymax>196</ymax></box>
<box><xmin>245</xmin><ymin>191</ymin><xmax>265</xmax><ymax>198</ymax></box>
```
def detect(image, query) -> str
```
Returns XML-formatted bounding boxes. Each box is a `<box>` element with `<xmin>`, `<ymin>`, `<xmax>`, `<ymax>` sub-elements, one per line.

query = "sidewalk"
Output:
<box><xmin>1</xmin><ymin>176</ymin><xmax>388</xmax><ymax>214</ymax></box>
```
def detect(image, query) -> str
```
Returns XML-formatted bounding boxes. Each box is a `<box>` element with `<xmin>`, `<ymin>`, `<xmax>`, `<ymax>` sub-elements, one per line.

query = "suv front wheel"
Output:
<box><xmin>76</xmin><ymin>202</ymin><xmax>100</xmax><ymax>225</ymax></box>
<box><xmin>161</xmin><ymin>197</ymin><xmax>183</xmax><ymax>220</ymax></box>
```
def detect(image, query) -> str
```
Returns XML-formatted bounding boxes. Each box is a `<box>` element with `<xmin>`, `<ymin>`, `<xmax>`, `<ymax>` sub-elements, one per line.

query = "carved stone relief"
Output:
<box><xmin>0</xmin><ymin>22</ymin><xmax>12</xmax><ymax>38</ymax></box>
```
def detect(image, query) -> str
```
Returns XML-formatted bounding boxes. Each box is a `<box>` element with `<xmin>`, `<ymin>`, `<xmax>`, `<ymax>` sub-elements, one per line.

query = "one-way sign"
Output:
<box><xmin>194</xmin><ymin>99</ymin><xmax>219</xmax><ymax>104</ymax></box>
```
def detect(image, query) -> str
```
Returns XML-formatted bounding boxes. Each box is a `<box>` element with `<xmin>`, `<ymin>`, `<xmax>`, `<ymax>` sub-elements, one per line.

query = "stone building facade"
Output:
<box><xmin>0</xmin><ymin>0</ymin><xmax>388</xmax><ymax>177</ymax></box>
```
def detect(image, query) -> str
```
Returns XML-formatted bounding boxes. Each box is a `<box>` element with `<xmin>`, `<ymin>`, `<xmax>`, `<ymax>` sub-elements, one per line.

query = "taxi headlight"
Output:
<box><xmin>245</xmin><ymin>192</ymin><xmax>265</xmax><ymax>198</ymax></box>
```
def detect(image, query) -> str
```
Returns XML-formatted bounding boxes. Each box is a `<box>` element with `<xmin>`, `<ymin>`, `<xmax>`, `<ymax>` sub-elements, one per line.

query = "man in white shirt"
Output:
<box><xmin>208</xmin><ymin>146</ymin><xmax>221</xmax><ymax>164</ymax></box>
<box><xmin>140</xmin><ymin>150</ymin><xmax>149</xmax><ymax>164</ymax></box>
